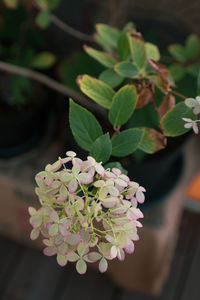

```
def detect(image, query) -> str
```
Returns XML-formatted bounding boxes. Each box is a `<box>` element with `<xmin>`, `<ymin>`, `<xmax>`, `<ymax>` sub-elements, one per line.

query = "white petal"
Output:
<box><xmin>66</xmin><ymin>151</ymin><xmax>76</xmax><ymax>157</ymax></box>
<box><xmin>193</xmin><ymin>122</ymin><xmax>199</xmax><ymax>134</ymax></box>
<box><xmin>185</xmin><ymin>98</ymin><xmax>196</xmax><ymax>107</ymax></box>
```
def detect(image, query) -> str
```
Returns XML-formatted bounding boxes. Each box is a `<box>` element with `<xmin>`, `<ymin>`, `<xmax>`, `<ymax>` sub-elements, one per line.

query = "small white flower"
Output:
<box><xmin>182</xmin><ymin>118</ymin><xmax>199</xmax><ymax>134</ymax></box>
<box><xmin>185</xmin><ymin>96</ymin><xmax>200</xmax><ymax>115</ymax></box>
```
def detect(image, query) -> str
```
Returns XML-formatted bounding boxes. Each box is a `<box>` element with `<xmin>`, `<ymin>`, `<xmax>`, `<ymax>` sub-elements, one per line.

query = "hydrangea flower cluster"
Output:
<box><xmin>29</xmin><ymin>151</ymin><xmax>145</xmax><ymax>274</ymax></box>
<box><xmin>183</xmin><ymin>96</ymin><xmax>200</xmax><ymax>134</ymax></box>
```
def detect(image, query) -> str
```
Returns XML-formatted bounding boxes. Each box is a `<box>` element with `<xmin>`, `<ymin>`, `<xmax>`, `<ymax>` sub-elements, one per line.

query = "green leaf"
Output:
<box><xmin>111</xmin><ymin>128</ymin><xmax>144</xmax><ymax>157</ymax></box>
<box><xmin>114</xmin><ymin>61</ymin><xmax>138</xmax><ymax>78</ymax></box>
<box><xmin>84</xmin><ymin>46</ymin><xmax>117</xmax><ymax>68</ymax></box>
<box><xmin>109</xmin><ymin>85</ymin><xmax>138</xmax><ymax>126</ymax></box>
<box><xmin>99</xmin><ymin>69</ymin><xmax>124</xmax><ymax>88</ymax></box>
<box><xmin>169</xmin><ymin>64</ymin><xmax>186</xmax><ymax>82</ymax></box>
<box><xmin>127</xmin><ymin>104</ymin><xmax>159</xmax><ymax>130</ymax></box>
<box><xmin>168</xmin><ymin>44</ymin><xmax>187</xmax><ymax>63</ymax></box>
<box><xmin>185</xmin><ymin>34</ymin><xmax>200</xmax><ymax>60</ymax></box>
<box><xmin>36</xmin><ymin>11</ymin><xmax>51</xmax><ymax>29</ymax></box>
<box><xmin>31</xmin><ymin>52</ymin><xmax>56</xmax><ymax>69</ymax></box>
<box><xmin>69</xmin><ymin>99</ymin><xmax>103</xmax><ymax>151</ymax></box>
<box><xmin>90</xmin><ymin>133</ymin><xmax>112</xmax><ymax>163</ymax></box>
<box><xmin>161</xmin><ymin>101</ymin><xmax>196</xmax><ymax>136</ymax></box>
<box><xmin>187</xmin><ymin>63</ymin><xmax>200</xmax><ymax>77</ymax></box>
<box><xmin>95</xmin><ymin>24</ymin><xmax>120</xmax><ymax>49</ymax></box>
<box><xmin>138</xmin><ymin>129</ymin><xmax>156</xmax><ymax>154</ymax></box>
<box><xmin>145</xmin><ymin>42</ymin><xmax>160</xmax><ymax>61</ymax></box>
<box><xmin>77</xmin><ymin>75</ymin><xmax>115</xmax><ymax>109</ymax></box>
<box><xmin>104</xmin><ymin>162</ymin><xmax>128</xmax><ymax>175</ymax></box>
<box><xmin>128</xmin><ymin>35</ymin><xmax>146</xmax><ymax>70</ymax></box>
<box><xmin>117</xmin><ymin>32</ymin><xmax>130</xmax><ymax>60</ymax></box>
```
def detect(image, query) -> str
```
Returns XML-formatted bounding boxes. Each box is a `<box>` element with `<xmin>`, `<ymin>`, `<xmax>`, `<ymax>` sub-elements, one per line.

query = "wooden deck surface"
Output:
<box><xmin>0</xmin><ymin>209</ymin><xmax>199</xmax><ymax>300</ymax></box>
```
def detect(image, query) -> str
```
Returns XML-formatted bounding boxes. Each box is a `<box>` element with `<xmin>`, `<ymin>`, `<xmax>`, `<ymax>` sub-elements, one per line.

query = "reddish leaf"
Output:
<box><xmin>158</xmin><ymin>94</ymin><xmax>175</xmax><ymax>119</ymax></box>
<box><xmin>130</xmin><ymin>32</ymin><xmax>144</xmax><ymax>42</ymax></box>
<box><xmin>147</xmin><ymin>59</ymin><xmax>170</xmax><ymax>91</ymax></box>
<box><xmin>148</xmin><ymin>128</ymin><xmax>167</xmax><ymax>153</ymax></box>
<box><xmin>136</xmin><ymin>86</ymin><xmax>154</xmax><ymax>109</ymax></box>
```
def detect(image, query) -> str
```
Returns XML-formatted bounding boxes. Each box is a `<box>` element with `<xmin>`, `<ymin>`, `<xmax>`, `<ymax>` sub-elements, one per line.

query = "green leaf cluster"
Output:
<box><xmin>68</xmin><ymin>23</ymin><xmax>198</xmax><ymax>164</ymax></box>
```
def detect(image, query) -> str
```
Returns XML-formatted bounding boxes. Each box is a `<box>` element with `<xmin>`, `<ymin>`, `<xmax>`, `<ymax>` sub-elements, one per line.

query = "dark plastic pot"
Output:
<box><xmin>125</xmin><ymin>147</ymin><xmax>184</xmax><ymax>210</ymax></box>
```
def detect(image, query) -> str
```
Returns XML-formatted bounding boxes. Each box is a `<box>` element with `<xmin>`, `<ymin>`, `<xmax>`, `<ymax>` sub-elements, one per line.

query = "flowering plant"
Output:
<box><xmin>29</xmin><ymin>151</ymin><xmax>144</xmax><ymax>274</ymax></box>
<box><xmin>4</xmin><ymin>0</ymin><xmax>200</xmax><ymax>275</ymax></box>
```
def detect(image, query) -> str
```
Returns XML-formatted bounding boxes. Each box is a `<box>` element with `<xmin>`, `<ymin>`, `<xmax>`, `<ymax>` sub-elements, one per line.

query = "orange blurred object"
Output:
<box><xmin>186</xmin><ymin>173</ymin><xmax>200</xmax><ymax>202</ymax></box>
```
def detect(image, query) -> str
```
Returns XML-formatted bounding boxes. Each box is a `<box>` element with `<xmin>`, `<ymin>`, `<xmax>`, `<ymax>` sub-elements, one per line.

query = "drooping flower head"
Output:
<box><xmin>29</xmin><ymin>151</ymin><xmax>145</xmax><ymax>274</ymax></box>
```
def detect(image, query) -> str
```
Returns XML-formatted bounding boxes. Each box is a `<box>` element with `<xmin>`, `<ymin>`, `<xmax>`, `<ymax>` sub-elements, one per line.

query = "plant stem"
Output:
<box><xmin>111</xmin><ymin>125</ymin><xmax>121</xmax><ymax>140</ymax></box>
<box><xmin>50</xmin><ymin>14</ymin><xmax>94</xmax><ymax>43</ymax></box>
<box><xmin>169</xmin><ymin>89</ymin><xmax>186</xmax><ymax>100</ymax></box>
<box><xmin>0</xmin><ymin>60</ymin><xmax>106</xmax><ymax>117</ymax></box>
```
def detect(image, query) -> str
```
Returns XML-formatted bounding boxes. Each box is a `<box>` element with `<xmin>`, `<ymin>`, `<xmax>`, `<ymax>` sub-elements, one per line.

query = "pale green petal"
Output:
<box><xmin>49</xmin><ymin>224</ymin><xmax>59</xmax><ymax>236</ymax></box>
<box><xmin>76</xmin><ymin>259</ymin><xmax>87</xmax><ymax>274</ymax></box>
<box><xmin>57</xmin><ymin>254</ymin><xmax>67</xmax><ymax>266</ymax></box>
<box><xmin>67</xmin><ymin>252</ymin><xmax>80</xmax><ymax>262</ymax></box>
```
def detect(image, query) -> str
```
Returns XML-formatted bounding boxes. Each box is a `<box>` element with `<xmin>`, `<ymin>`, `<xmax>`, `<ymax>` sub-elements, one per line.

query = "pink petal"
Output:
<box><xmin>66</xmin><ymin>233</ymin><xmax>81</xmax><ymax>246</ymax></box>
<box><xmin>54</xmin><ymin>234</ymin><xmax>64</xmax><ymax>246</ymax></box>
<box><xmin>112</xmin><ymin>168</ymin><xmax>121</xmax><ymax>176</ymax></box>
<box><xmin>105</xmin><ymin>171</ymin><xmax>116</xmax><ymax>179</ymax></box>
<box><xmin>49</xmin><ymin>210</ymin><xmax>59</xmax><ymax>223</ymax></box>
<box><xmin>102</xmin><ymin>197</ymin><xmax>119</xmax><ymax>208</ymax></box>
<box><xmin>115</xmin><ymin>178</ymin><xmax>128</xmax><ymax>187</ymax></box>
<box><xmin>43</xmin><ymin>246</ymin><xmax>57</xmax><ymax>256</ymax></box>
<box><xmin>72</xmin><ymin>157</ymin><xmax>83</xmax><ymax>165</ymax></box>
<box><xmin>107</xmin><ymin>186</ymin><xmax>119</xmax><ymax>197</ymax></box>
<box><xmin>110</xmin><ymin>246</ymin><xmax>117</xmax><ymax>259</ymax></box>
<box><xmin>136</xmin><ymin>190</ymin><xmax>145</xmax><ymax>203</ymax></box>
<box><xmin>87</xmin><ymin>252</ymin><xmax>102</xmax><ymax>262</ymax></box>
<box><xmin>65</xmin><ymin>207</ymin><xmax>72</xmax><ymax>217</ymax></box>
<box><xmin>193</xmin><ymin>122</ymin><xmax>199</xmax><ymax>134</ymax></box>
<box><xmin>87</xmin><ymin>156</ymin><xmax>95</xmax><ymax>164</ymax></box>
<box><xmin>99</xmin><ymin>258</ymin><xmax>108</xmax><ymax>273</ymax></box>
<box><xmin>120</xmin><ymin>174</ymin><xmax>130</xmax><ymax>183</ymax></box>
<box><xmin>78</xmin><ymin>173</ymin><xmax>93</xmax><ymax>184</ymax></box>
<box><xmin>59</xmin><ymin>223</ymin><xmax>70</xmax><ymax>237</ymax></box>
<box><xmin>127</xmin><ymin>207</ymin><xmax>144</xmax><ymax>220</ymax></box>
<box><xmin>117</xmin><ymin>248</ymin><xmax>125</xmax><ymax>261</ymax></box>
<box><xmin>68</xmin><ymin>179</ymin><xmax>78</xmax><ymax>193</ymax></box>
<box><xmin>124</xmin><ymin>240</ymin><xmax>135</xmax><ymax>254</ymax></box>
<box><xmin>95</xmin><ymin>163</ymin><xmax>105</xmax><ymax>177</ymax></box>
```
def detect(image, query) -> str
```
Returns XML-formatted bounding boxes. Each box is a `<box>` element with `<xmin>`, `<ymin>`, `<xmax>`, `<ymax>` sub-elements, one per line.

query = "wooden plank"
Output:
<box><xmin>180</xmin><ymin>213</ymin><xmax>200</xmax><ymax>300</ymax></box>
<box><xmin>58</xmin><ymin>266</ymin><xmax>115</xmax><ymax>300</ymax></box>
<box><xmin>121</xmin><ymin>290</ymin><xmax>156</xmax><ymax>300</ymax></box>
<box><xmin>1</xmin><ymin>249</ymin><xmax>44</xmax><ymax>300</ymax></box>
<box><xmin>0</xmin><ymin>237</ymin><xmax>20</xmax><ymax>284</ymax></box>
<box><xmin>22</xmin><ymin>256</ymin><xmax>63</xmax><ymax>300</ymax></box>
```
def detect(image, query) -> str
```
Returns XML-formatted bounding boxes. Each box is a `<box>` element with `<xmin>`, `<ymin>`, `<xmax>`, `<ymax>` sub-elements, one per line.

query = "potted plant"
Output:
<box><xmin>28</xmin><ymin>18</ymin><xmax>200</xmax><ymax>276</ymax></box>
<box><xmin>1</xmin><ymin>0</ymin><xmax>199</xmax><ymax>294</ymax></box>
